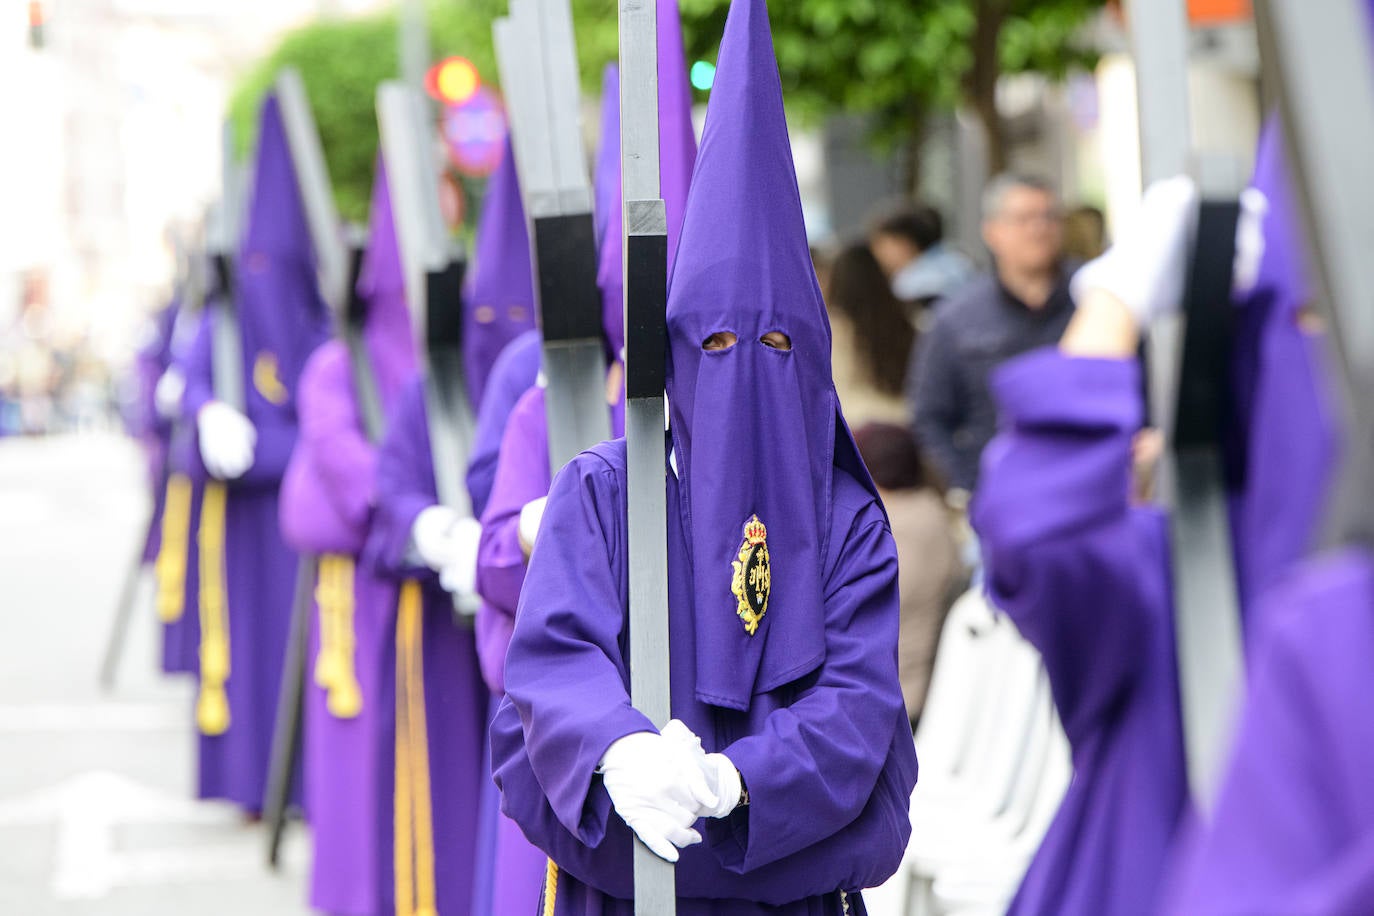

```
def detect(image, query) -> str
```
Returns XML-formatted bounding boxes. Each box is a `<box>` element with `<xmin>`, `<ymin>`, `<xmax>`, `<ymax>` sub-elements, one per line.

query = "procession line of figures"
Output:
<box><xmin>120</xmin><ymin>0</ymin><xmax>1374</xmax><ymax>913</ymax></box>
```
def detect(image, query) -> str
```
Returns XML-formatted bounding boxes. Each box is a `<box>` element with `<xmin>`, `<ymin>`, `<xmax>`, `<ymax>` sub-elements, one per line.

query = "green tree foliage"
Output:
<box><xmin>676</xmin><ymin>0</ymin><xmax>1105</xmax><ymax>174</ymax></box>
<box><xmin>227</xmin><ymin>0</ymin><xmax>1103</xmax><ymax>218</ymax></box>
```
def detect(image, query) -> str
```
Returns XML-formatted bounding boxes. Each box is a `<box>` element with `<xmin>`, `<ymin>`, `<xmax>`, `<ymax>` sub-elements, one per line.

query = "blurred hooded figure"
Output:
<box><xmin>489</xmin><ymin>0</ymin><xmax>917</xmax><ymax>912</ymax></box>
<box><xmin>180</xmin><ymin>92</ymin><xmax>331</xmax><ymax>813</ymax></box>
<box><xmin>277</xmin><ymin>156</ymin><xmax>417</xmax><ymax>916</ymax></box>
<box><xmin>972</xmin><ymin>112</ymin><xmax>1340</xmax><ymax>913</ymax></box>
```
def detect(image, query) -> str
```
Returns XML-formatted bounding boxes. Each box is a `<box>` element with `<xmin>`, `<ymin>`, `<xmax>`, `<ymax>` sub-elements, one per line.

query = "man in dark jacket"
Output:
<box><xmin>908</xmin><ymin>173</ymin><xmax>1076</xmax><ymax>494</ymax></box>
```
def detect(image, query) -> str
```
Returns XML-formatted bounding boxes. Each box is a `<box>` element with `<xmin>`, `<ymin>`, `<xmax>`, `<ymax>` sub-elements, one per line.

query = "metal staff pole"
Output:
<box><xmin>619</xmin><ymin>0</ymin><xmax>676</xmax><ymax>910</ymax></box>
<box><xmin>495</xmin><ymin>0</ymin><xmax>610</xmax><ymax>474</ymax></box>
<box><xmin>1254</xmin><ymin>0</ymin><xmax>1374</xmax><ymax>550</ymax></box>
<box><xmin>1128</xmin><ymin>0</ymin><xmax>1245</xmax><ymax>810</ymax></box>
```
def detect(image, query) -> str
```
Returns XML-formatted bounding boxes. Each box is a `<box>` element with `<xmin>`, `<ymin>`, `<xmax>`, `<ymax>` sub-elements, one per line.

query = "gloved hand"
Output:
<box><xmin>600</xmin><ymin>720</ymin><xmax>720</xmax><ymax>863</ymax></box>
<box><xmin>197</xmin><ymin>401</ymin><xmax>256</xmax><ymax>480</ymax></box>
<box><xmin>517</xmin><ymin>497</ymin><xmax>547</xmax><ymax>557</ymax></box>
<box><xmin>437</xmin><ymin>516</ymin><xmax>483</xmax><ymax>598</ymax></box>
<box><xmin>412</xmin><ymin>506</ymin><xmax>460</xmax><ymax>572</ymax></box>
<box><xmin>154</xmin><ymin>368</ymin><xmax>185</xmax><ymax>422</ymax></box>
<box><xmin>659</xmin><ymin>719</ymin><xmax>743</xmax><ymax>820</ymax></box>
<box><xmin>1071</xmin><ymin>175</ymin><xmax>1199</xmax><ymax>328</ymax></box>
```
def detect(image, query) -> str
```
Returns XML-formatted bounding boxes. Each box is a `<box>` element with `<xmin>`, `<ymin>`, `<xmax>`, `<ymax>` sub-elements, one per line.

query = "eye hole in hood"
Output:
<box><xmin>702</xmin><ymin>331</ymin><xmax>738</xmax><ymax>352</ymax></box>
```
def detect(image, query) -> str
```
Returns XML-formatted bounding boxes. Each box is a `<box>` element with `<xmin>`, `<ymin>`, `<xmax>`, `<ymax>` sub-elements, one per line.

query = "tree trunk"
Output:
<box><xmin>965</xmin><ymin>0</ymin><xmax>1008</xmax><ymax>176</ymax></box>
<box><xmin>899</xmin><ymin>106</ymin><xmax>927</xmax><ymax>198</ymax></box>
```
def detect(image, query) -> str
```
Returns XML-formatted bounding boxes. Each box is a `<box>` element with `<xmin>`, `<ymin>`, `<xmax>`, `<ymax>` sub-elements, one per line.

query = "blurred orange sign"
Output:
<box><xmin>1188</xmin><ymin>0</ymin><xmax>1251</xmax><ymax>24</ymax></box>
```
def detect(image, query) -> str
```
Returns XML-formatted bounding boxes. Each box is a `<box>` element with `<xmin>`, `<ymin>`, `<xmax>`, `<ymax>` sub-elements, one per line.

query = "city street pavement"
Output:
<box><xmin>0</xmin><ymin>433</ymin><xmax>310</xmax><ymax>915</ymax></box>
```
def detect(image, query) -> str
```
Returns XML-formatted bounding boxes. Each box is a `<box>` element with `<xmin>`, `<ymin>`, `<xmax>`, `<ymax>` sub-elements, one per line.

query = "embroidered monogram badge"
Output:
<box><xmin>253</xmin><ymin>351</ymin><xmax>289</xmax><ymax>405</ymax></box>
<box><xmin>731</xmin><ymin>515</ymin><xmax>771</xmax><ymax>636</ymax></box>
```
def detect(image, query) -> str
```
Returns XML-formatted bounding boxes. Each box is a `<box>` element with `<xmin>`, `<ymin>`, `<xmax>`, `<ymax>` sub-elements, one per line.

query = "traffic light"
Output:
<box><xmin>425</xmin><ymin>57</ymin><xmax>480</xmax><ymax>107</ymax></box>
<box><xmin>28</xmin><ymin>1</ymin><xmax>46</xmax><ymax>50</ymax></box>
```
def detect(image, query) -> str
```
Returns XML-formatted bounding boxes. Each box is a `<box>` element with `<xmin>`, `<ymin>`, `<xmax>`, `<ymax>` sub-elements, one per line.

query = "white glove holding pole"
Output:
<box><xmin>517</xmin><ymin>497</ymin><xmax>547</xmax><ymax>557</ymax></box>
<box><xmin>659</xmin><ymin>719</ymin><xmax>742</xmax><ymax>819</ymax></box>
<box><xmin>437</xmin><ymin>516</ymin><xmax>483</xmax><ymax>598</ymax></box>
<box><xmin>1070</xmin><ymin>175</ymin><xmax>1199</xmax><ymax>327</ymax></box>
<box><xmin>197</xmin><ymin>401</ymin><xmax>256</xmax><ymax>480</ymax></box>
<box><xmin>599</xmin><ymin>720</ymin><xmax>720</xmax><ymax>863</ymax></box>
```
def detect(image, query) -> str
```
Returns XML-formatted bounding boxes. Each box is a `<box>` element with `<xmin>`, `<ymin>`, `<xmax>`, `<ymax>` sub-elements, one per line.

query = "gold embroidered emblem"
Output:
<box><xmin>253</xmin><ymin>351</ymin><xmax>289</xmax><ymax>405</ymax></box>
<box><xmin>731</xmin><ymin>515</ymin><xmax>770</xmax><ymax>636</ymax></box>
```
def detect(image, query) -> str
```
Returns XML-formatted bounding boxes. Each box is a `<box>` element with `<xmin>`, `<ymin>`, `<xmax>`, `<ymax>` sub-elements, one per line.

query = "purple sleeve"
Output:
<box><xmin>709</xmin><ymin>504</ymin><xmax>914</xmax><ymax>873</ymax></box>
<box><xmin>364</xmin><ymin>375</ymin><xmax>438</xmax><ymax>580</ymax></box>
<box><xmin>466</xmin><ymin>331</ymin><xmax>541</xmax><ymax>517</ymax></box>
<box><xmin>972</xmin><ymin>349</ymin><xmax>1153</xmax><ymax>744</ymax></box>
<box><xmin>476</xmin><ymin>389</ymin><xmax>548</xmax><ymax>624</ymax></box>
<box><xmin>501</xmin><ymin>453</ymin><xmax>656</xmax><ymax>846</ymax></box>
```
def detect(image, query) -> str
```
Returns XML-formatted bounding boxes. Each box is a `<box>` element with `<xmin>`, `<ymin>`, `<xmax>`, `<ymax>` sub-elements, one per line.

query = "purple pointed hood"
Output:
<box><xmin>665</xmin><ymin>0</ymin><xmax>877</xmax><ymax>711</ymax></box>
<box><xmin>356</xmin><ymin>156</ymin><xmax>418</xmax><ymax>412</ymax></box>
<box><xmin>597</xmin><ymin>6</ymin><xmax>698</xmax><ymax>361</ymax></box>
<box><xmin>236</xmin><ymin>92</ymin><xmax>330</xmax><ymax>402</ymax></box>
<box><xmin>464</xmin><ymin>136</ymin><xmax>538</xmax><ymax>406</ymax></box>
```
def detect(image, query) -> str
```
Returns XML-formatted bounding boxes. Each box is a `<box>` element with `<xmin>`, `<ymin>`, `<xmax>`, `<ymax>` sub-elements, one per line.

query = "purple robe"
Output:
<box><xmin>490</xmin><ymin>440</ymin><xmax>915</xmax><ymax>914</ymax></box>
<box><xmin>364</xmin><ymin>375</ymin><xmax>489</xmax><ymax>916</ymax></box>
<box><xmin>280</xmin><ymin>342</ymin><xmax>393</xmax><ymax>916</ymax></box>
<box><xmin>973</xmin><ymin>350</ymin><xmax>1188</xmax><ymax>915</ymax></box>
<box><xmin>1162</xmin><ymin>551</ymin><xmax>1374</xmax><ymax>913</ymax></box>
<box><xmin>186</xmin><ymin>92</ymin><xmax>332</xmax><ymax>812</ymax></box>
<box><xmin>465</xmin><ymin>329</ymin><xmax>542</xmax><ymax>520</ymax></box>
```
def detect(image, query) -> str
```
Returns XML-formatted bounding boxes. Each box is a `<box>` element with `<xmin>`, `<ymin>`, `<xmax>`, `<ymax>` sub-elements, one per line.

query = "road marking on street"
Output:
<box><xmin>0</xmin><ymin>703</ymin><xmax>184</xmax><ymax>732</ymax></box>
<box><xmin>0</xmin><ymin>770</ymin><xmax>262</xmax><ymax>899</ymax></box>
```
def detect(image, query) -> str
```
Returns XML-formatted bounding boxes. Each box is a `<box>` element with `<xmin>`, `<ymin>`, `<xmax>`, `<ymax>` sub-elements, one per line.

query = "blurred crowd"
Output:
<box><xmin>816</xmin><ymin>174</ymin><xmax>1106</xmax><ymax>728</ymax></box>
<box><xmin>0</xmin><ymin>295</ymin><xmax>121</xmax><ymax>437</ymax></box>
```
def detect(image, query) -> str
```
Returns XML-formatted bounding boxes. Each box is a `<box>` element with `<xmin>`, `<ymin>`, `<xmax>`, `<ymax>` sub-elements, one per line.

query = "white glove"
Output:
<box><xmin>600</xmin><ymin>720</ymin><xmax>720</xmax><ymax>863</ymax></box>
<box><xmin>412</xmin><ymin>506</ymin><xmax>459</xmax><ymax>571</ymax></box>
<box><xmin>154</xmin><ymin>368</ymin><xmax>185</xmax><ymax>421</ymax></box>
<box><xmin>659</xmin><ymin>720</ymin><xmax>742</xmax><ymax>820</ymax></box>
<box><xmin>517</xmin><ymin>497</ymin><xmax>547</xmax><ymax>556</ymax></box>
<box><xmin>437</xmin><ymin>516</ymin><xmax>483</xmax><ymax>598</ymax></box>
<box><xmin>197</xmin><ymin>401</ymin><xmax>256</xmax><ymax>480</ymax></box>
<box><xmin>1071</xmin><ymin>175</ymin><xmax>1199</xmax><ymax>328</ymax></box>
<box><xmin>1232</xmin><ymin>188</ymin><xmax>1269</xmax><ymax>299</ymax></box>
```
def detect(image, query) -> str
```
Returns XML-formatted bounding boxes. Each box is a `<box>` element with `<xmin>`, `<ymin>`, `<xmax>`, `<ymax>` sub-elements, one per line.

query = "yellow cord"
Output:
<box><xmin>322</xmin><ymin>556</ymin><xmax>362</xmax><ymax>719</ymax></box>
<box><xmin>395</xmin><ymin>580</ymin><xmax>417</xmax><ymax>916</ymax></box>
<box><xmin>406</xmin><ymin>578</ymin><xmax>437</xmax><ymax>916</ymax></box>
<box><xmin>195</xmin><ymin>482</ymin><xmax>230</xmax><ymax>736</ymax></box>
<box><xmin>542</xmin><ymin>859</ymin><xmax>559</xmax><ymax>916</ymax></box>
<box><xmin>154</xmin><ymin>473</ymin><xmax>192</xmax><ymax>623</ymax></box>
<box><xmin>313</xmin><ymin>556</ymin><xmax>342</xmax><ymax>691</ymax></box>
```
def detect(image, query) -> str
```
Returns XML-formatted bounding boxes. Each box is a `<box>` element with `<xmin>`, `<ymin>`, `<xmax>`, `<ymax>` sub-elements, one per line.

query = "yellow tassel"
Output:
<box><xmin>154</xmin><ymin>474</ymin><xmax>192</xmax><ymax>623</ymax></box>
<box><xmin>395</xmin><ymin>580</ymin><xmax>419</xmax><ymax>916</ymax></box>
<box><xmin>327</xmin><ymin>556</ymin><xmax>363</xmax><ymax>719</ymax></box>
<box><xmin>313</xmin><ymin>557</ymin><xmax>342</xmax><ymax>690</ymax></box>
<box><xmin>195</xmin><ymin>482</ymin><xmax>231</xmax><ymax>736</ymax></box>
<box><xmin>542</xmin><ymin>859</ymin><xmax>559</xmax><ymax>916</ymax></box>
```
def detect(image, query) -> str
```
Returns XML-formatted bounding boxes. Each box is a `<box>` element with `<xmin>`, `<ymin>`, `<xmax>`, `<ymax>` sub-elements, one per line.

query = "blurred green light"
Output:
<box><xmin>690</xmin><ymin>60</ymin><xmax>716</xmax><ymax>92</ymax></box>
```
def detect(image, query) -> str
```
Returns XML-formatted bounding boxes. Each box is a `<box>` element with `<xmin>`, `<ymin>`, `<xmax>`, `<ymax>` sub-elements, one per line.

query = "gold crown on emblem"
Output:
<box><xmin>743</xmin><ymin>516</ymin><xmax>767</xmax><ymax>545</ymax></box>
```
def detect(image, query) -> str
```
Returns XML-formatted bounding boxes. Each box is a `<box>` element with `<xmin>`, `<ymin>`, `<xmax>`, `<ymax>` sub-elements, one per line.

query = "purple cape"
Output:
<box><xmin>492</xmin><ymin>440</ymin><xmax>915</xmax><ymax>913</ymax></box>
<box><xmin>1162</xmin><ymin>551</ymin><xmax>1374</xmax><ymax>914</ymax></box>
<box><xmin>183</xmin><ymin>92</ymin><xmax>329</xmax><ymax>811</ymax></box>
<box><xmin>463</xmin><ymin>137</ymin><xmax>538</xmax><ymax>408</ymax></box>
<box><xmin>974</xmin><ymin>350</ymin><xmax>1188</xmax><ymax>915</ymax></box>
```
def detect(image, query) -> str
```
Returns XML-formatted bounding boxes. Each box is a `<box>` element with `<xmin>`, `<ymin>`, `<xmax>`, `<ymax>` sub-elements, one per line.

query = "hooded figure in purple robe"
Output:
<box><xmin>278</xmin><ymin>155</ymin><xmax>418</xmax><ymax>916</ymax></box>
<box><xmin>180</xmin><ymin>92</ymin><xmax>331</xmax><ymax>812</ymax></box>
<box><xmin>971</xmin><ymin>118</ymin><xmax>1342</xmax><ymax>915</ymax></box>
<box><xmin>361</xmin><ymin>167</ymin><xmax>497</xmax><ymax>916</ymax></box>
<box><xmin>463</xmin><ymin>136</ymin><xmax>539</xmax><ymax>413</ymax></box>
<box><xmin>489</xmin><ymin>1</ymin><xmax>917</xmax><ymax>911</ymax></box>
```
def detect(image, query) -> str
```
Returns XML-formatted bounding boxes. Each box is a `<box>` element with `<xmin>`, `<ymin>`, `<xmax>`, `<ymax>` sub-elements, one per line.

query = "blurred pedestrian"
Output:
<box><xmin>853</xmin><ymin>422</ymin><xmax>963</xmax><ymax>727</ymax></box>
<box><xmin>909</xmin><ymin>173</ymin><xmax>1076</xmax><ymax>495</ymax></box>
<box><xmin>825</xmin><ymin>240</ymin><xmax>914</xmax><ymax>426</ymax></box>
<box><xmin>867</xmin><ymin>199</ymin><xmax>974</xmax><ymax>322</ymax></box>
